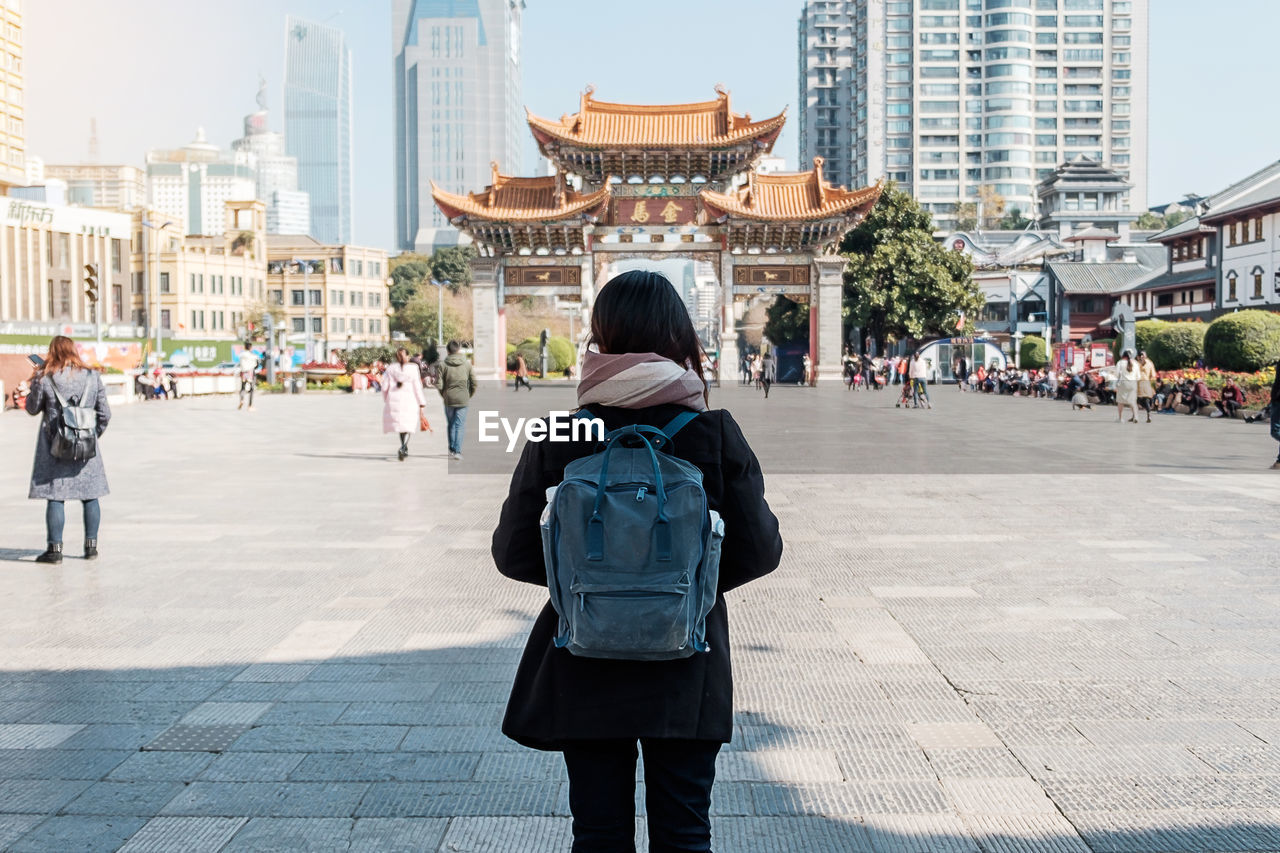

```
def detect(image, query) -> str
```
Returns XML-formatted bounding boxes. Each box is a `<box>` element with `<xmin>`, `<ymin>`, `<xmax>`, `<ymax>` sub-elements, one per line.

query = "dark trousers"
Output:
<box><xmin>563</xmin><ymin>738</ymin><xmax>720</xmax><ymax>853</ymax></box>
<box><xmin>1216</xmin><ymin>399</ymin><xmax>1242</xmax><ymax>417</ymax></box>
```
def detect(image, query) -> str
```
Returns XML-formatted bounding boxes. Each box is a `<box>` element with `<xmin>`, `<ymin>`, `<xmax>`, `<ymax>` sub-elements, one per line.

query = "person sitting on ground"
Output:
<box><xmin>1216</xmin><ymin>378</ymin><xmax>1245</xmax><ymax>419</ymax></box>
<box><xmin>1188</xmin><ymin>377</ymin><xmax>1212</xmax><ymax>415</ymax></box>
<box><xmin>1072</xmin><ymin>382</ymin><xmax>1093</xmax><ymax>410</ymax></box>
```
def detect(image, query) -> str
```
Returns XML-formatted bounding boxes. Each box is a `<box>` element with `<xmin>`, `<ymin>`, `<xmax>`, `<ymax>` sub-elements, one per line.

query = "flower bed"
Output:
<box><xmin>1155</xmin><ymin>366</ymin><xmax>1276</xmax><ymax>407</ymax></box>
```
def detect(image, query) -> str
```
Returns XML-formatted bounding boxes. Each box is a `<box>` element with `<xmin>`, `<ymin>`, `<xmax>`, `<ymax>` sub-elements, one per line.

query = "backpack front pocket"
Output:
<box><xmin>566</xmin><ymin>573</ymin><xmax>693</xmax><ymax>657</ymax></box>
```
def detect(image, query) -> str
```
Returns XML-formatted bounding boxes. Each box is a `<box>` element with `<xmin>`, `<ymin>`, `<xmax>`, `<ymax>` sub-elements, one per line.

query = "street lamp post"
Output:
<box><xmin>141</xmin><ymin>219</ymin><xmax>175</xmax><ymax>368</ymax></box>
<box><xmin>429</xmin><ymin>278</ymin><xmax>449</xmax><ymax>346</ymax></box>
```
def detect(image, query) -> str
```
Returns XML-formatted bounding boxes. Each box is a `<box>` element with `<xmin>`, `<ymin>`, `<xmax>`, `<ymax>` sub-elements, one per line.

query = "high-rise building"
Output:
<box><xmin>145</xmin><ymin>128</ymin><xmax>257</xmax><ymax>236</ymax></box>
<box><xmin>232</xmin><ymin>81</ymin><xmax>311</xmax><ymax>236</ymax></box>
<box><xmin>0</xmin><ymin>0</ymin><xmax>24</xmax><ymax>189</ymax></box>
<box><xmin>284</xmin><ymin>15</ymin><xmax>353</xmax><ymax>245</ymax></box>
<box><xmin>393</xmin><ymin>0</ymin><xmax>524</xmax><ymax>252</ymax></box>
<box><xmin>798</xmin><ymin>0</ymin><xmax>1148</xmax><ymax>231</ymax></box>
<box><xmin>45</xmin><ymin>164</ymin><xmax>146</xmax><ymax>210</ymax></box>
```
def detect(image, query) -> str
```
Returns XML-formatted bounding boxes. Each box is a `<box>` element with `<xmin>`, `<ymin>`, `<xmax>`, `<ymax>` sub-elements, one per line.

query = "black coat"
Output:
<box><xmin>492</xmin><ymin>403</ymin><xmax>783</xmax><ymax>750</ymax></box>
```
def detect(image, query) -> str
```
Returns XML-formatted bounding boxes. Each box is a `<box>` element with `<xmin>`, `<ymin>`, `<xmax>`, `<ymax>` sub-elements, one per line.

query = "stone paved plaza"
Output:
<box><xmin>1</xmin><ymin>385</ymin><xmax>1279</xmax><ymax>852</ymax></box>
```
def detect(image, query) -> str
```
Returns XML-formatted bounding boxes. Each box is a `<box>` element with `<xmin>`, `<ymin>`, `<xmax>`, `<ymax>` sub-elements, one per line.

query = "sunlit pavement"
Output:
<box><xmin>1</xmin><ymin>386</ymin><xmax>1279</xmax><ymax>852</ymax></box>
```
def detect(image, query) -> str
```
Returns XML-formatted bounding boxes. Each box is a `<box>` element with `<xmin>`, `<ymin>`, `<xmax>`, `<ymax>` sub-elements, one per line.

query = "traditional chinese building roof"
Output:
<box><xmin>430</xmin><ymin>164</ymin><xmax>610</xmax><ymax>253</ymax></box>
<box><xmin>699</xmin><ymin>159</ymin><xmax>883</xmax><ymax>250</ymax></box>
<box><xmin>528</xmin><ymin>86</ymin><xmax>785</xmax><ymax>183</ymax></box>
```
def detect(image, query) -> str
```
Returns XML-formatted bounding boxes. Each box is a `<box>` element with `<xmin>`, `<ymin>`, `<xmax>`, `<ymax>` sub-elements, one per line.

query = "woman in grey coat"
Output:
<box><xmin>25</xmin><ymin>336</ymin><xmax>111</xmax><ymax>564</ymax></box>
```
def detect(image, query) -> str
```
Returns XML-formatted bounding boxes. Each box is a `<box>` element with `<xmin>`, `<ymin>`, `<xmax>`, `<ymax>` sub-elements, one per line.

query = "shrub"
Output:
<box><xmin>1147</xmin><ymin>322</ymin><xmax>1207</xmax><ymax>371</ymax></box>
<box><xmin>1203</xmin><ymin>310</ymin><xmax>1280</xmax><ymax>372</ymax></box>
<box><xmin>1133</xmin><ymin>319</ymin><xmax>1168</xmax><ymax>356</ymax></box>
<box><xmin>514</xmin><ymin>336</ymin><xmax>575</xmax><ymax>374</ymax></box>
<box><xmin>1019</xmin><ymin>335</ymin><xmax>1048</xmax><ymax>368</ymax></box>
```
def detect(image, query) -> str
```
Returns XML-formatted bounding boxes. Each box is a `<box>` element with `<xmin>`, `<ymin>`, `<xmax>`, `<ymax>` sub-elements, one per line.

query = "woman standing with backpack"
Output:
<box><xmin>493</xmin><ymin>270</ymin><xmax>783</xmax><ymax>852</ymax></box>
<box><xmin>25</xmin><ymin>336</ymin><xmax>111</xmax><ymax>564</ymax></box>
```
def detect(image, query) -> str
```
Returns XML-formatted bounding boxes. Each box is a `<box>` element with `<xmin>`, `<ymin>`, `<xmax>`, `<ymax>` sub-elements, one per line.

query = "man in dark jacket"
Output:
<box><xmin>436</xmin><ymin>340</ymin><xmax>476</xmax><ymax>460</ymax></box>
<box><xmin>1271</xmin><ymin>361</ymin><xmax>1280</xmax><ymax>469</ymax></box>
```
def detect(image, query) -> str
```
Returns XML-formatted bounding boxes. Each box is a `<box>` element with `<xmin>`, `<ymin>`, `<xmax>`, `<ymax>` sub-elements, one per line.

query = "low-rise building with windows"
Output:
<box><xmin>265</xmin><ymin>235</ymin><xmax>388</xmax><ymax>359</ymax></box>
<box><xmin>131</xmin><ymin>199</ymin><xmax>268</xmax><ymax>342</ymax></box>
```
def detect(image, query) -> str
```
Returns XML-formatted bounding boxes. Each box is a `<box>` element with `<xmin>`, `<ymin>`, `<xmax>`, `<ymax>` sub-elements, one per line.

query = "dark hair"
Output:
<box><xmin>590</xmin><ymin>269</ymin><xmax>707</xmax><ymax>404</ymax></box>
<box><xmin>446</xmin><ymin>340</ymin><xmax>461</xmax><ymax>354</ymax></box>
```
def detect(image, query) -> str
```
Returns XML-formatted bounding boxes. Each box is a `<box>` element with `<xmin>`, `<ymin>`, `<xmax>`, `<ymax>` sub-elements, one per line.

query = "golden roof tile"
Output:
<box><xmin>527</xmin><ymin>85</ymin><xmax>786</xmax><ymax>150</ymax></box>
<box><xmin>699</xmin><ymin>158</ymin><xmax>884</xmax><ymax>222</ymax></box>
<box><xmin>431</xmin><ymin>163</ymin><xmax>611</xmax><ymax>223</ymax></box>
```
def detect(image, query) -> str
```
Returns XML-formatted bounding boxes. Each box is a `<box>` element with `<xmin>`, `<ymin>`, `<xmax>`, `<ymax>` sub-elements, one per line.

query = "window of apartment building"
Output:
<box><xmin>921</xmin><ymin>0</ymin><xmax>959</xmax><ymax>9</ymax></box>
<box><xmin>1254</xmin><ymin>217</ymin><xmax>1264</xmax><ymax>241</ymax></box>
<box><xmin>370</xmin><ymin>319</ymin><xmax>381</xmax><ymax>335</ymax></box>
<box><xmin>1035</xmin><ymin>32</ymin><xmax>1057</xmax><ymax>44</ymax></box>
<box><xmin>330</xmin><ymin>317</ymin><xmax>344</xmax><ymax>333</ymax></box>
<box><xmin>1036</xmin><ymin>0</ymin><xmax>1058</xmax><ymax>8</ymax></box>
<box><xmin>1113</xmin><ymin>52</ymin><xmax>1131</xmax><ymax>64</ymax></box>
<box><xmin>1065</xmin><ymin>83</ymin><xmax>1101</xmax><ymax>95</ymax></box>
<box><xmin>292</xmin><ymin>318</ymin><xmax>305</xmax><ymax>332</ymax></box>
<box><xmin>311</xmin><ymin>317</ymin><xmax>321</xmax><ymax>333</ymax></box>
<box><xmin>351</xmin><ymin>291</ymin><xmax>364</xmax><ymax>307</ymax></box>
<box><xmin>1253</xmin><ymin>269</ymin><xmax>1265</xmax><ymax>300</ymax></box>
<box><xmin>330</xmin><ymin>289</ymin><xmax>345</xmax><ymax>306</ymax></box>
<box><xmin>161</xmin><ymin>309</ymin><xmax>171</xmax><ymax>330</ymax></box>
<box><xmin>309</xmin><ymin>289</ymin><xmax>322</xmax><ymax>306</ymax></box>
<box><xmin>1226</xmin><ymin>272</ymin><xmax>1238</xmax><ymax>301</ymax></box>
<box><xmin>291</xmin><ymin>289</ymin><xmax>304</xmax><ymax>306</ymax></box>
<box><xmin>112</xmin><ymin>285</ymin><xmax>123</xmax><ymax>322</ymax></box>
<box><xmin>329</xmin><ymin>257</ymin><xmax>344</xmax><ymax>274</ymax></box>
<box><xmin>370</xmin><ymin>292</ymin><xmax>382</xmax><ymax>309</ymax></box>
<box><xmin>1036</xmin><ymin>14</ymin><xmax>1058</xmax><ymax>25</ymax></box>
<box><xmin>270</xmin><ymin>289</ymin><xmax>282</xmax><ymax>304</ymax></box>
<box><xmin>55</xmin><ymin>234</ymin><xmax>69</xmax><ymax>268</ymax></box>
<box><xmin>921</xmin><ymin>15</ymin><xmax>959</xmax><ymax>27</ymax></box>
<box><xmin>190</xmin><ymin>273</ymin><xmax>197</xmax><ymax>293</ymax></box>
<box><xmin>1036</xmin><ymin>151</ymin><xmax>1058</xmax><ymax>163</ymax></box>
<box><xmin>111</xmin><ymin>239</ymin><xmax>122</xmax><ymax>273</ymax></box>
<box><xmin>350</xmin><ymin>318</ymin><xmax>364</xmax><ymax>334</ymax></box>
<box><xmin>1112</xmin><ymin>35</ymin><xmax>1131</xmax><ymax>46</ymax></box>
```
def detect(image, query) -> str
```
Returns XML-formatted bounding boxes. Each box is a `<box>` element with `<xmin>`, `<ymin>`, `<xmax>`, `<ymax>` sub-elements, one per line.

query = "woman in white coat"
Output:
<box><xmin>383</xmin><ymin>347</ymin><xmax>428</xmax><ymax>460</ymax></box>
<box><xmin>1114</xmin><ymin>350</ymin><xmax>1141</xmax><ymax>424</ymax></box>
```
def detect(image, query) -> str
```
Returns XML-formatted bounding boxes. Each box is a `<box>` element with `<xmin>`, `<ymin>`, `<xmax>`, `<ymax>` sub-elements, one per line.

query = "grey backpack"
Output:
<box><xmin>540</xmin><ymin>410</ymin><xmax>724</xmax><ymax>661</ymax></box>
<box><xmin>48</xmin><ymin>373</ymin><xmax>99</xmax><ymax>463</ymax></box>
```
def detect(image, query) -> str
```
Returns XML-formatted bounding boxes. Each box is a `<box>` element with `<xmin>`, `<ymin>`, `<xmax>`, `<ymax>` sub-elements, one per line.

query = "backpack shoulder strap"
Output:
<box><xmin>661</xmin><ymin>410</ymin><xmax>699</xmax><ymax>438</ymax></box>
<box><xmin>48</xmin><ymin>376</ymin><xmax>70</xmax><ymax>411</ymax></box>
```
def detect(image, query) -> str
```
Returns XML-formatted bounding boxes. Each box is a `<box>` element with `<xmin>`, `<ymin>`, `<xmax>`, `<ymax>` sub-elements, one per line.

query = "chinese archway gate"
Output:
<box><xmin>431</xmin><ymin>86</ymin><xmax>883</xmax><ymax>381</ymax></box>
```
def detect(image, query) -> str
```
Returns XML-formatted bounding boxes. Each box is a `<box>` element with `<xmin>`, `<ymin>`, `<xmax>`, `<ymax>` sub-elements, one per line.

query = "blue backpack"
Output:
<box><xmin>540</xmin><ymin>410</ymin><xmax>724</xmax><ymax>660</ymax></box>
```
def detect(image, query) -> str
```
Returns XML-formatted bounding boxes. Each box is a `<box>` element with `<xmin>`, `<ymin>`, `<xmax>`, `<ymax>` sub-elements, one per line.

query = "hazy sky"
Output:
<box><xmin>26</xmin><ymin>1</ymin><xmax>1279</xmax><ymax>252</ymax></box>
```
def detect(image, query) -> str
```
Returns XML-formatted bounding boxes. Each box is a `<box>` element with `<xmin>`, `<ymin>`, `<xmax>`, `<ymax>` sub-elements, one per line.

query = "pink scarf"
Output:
<box><xmin>577</xmin><ymin>351</ymin><xmax>708</xmax><ymax>411</ymax></box>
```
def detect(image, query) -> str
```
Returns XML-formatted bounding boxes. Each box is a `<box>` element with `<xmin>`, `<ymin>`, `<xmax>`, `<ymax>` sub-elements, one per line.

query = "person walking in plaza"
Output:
<box><xmin>1136</xmin><ymin>351</ymin><xmax>1157</xmax><ymax>423</ymax></box>
<box><xmin>954</xmin><ymin>355</ymin><xmax>969</xmax><ymax>391</ymax></box>
<box><xmin>383</xmin><ymin>347</ymin><xmax>428</xmax><ymax>461</ymax></box>
<box><xmin>801</xmin><ymin>352</ymin><xmax>812</xmax><ymax>386</ymax></box>
<box><xmin>492</xmin><ymin>269</ymin><xmax>783</xmax><ymax>853</ymax></box>
<box><xmin>909</xmin><ymin>352</ymin><xmax>932</xmax><ymax>409</ymax></box>
<box><xmin>760</xmin><ymin>351</ymin><xmax>773</xmax><ymax>399</ymax></box>
<box><xmin>513</xmin><ymin>352</ymin><xmax>533</xmax><ymax>392</ymax></box>
<box><xmin>437</xmin><ymin>340</ymin><xmax>476</xmax><ymax>461</ymax></box>
<box><xmin>24</xmin><ymin>336</ymin><xmax>111</xmax><ymax>564</ymax></box>
<box><xmin>237</xmin><ymin>343</ymin><xmax>260</xmax><ymax>411</ymax></box>
<box><xmin>1114</xmin><ymin>351</ymin><xmax>1141</xmax><ymax>423</ymax></box>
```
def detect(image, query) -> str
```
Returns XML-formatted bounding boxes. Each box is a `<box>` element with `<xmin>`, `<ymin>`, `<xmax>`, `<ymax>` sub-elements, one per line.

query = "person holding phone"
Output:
<box><xmin>24</xmin><ymin>336</ymin><xmax>111</xmax><ymax>564</ymax></box>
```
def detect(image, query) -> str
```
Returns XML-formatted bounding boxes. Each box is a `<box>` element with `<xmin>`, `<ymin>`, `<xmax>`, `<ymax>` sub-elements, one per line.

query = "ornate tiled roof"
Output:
<box><xmin>699</xmin><ymin>158</ymin><xmax>883</xmax><ymax>222</ymax></box>
<box><xmin>430</xmin><ymin>163</ymin><xmax>611</xmax><ymax>223</ymax></box>
<box><xmin>526</xmin><ymin>85</ymin><xmax>785</xmax><ymax>150</ymax></box>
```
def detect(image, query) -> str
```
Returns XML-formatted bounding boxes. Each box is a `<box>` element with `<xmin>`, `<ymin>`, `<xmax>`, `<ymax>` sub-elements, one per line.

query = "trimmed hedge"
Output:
<box><xmin>1019</xmin><ymin>335</ymin><xmax>1048</xmax><ymax>368</ymax></box>
<box><xmin>1133</xmin><ymin>319</ymin><xmax>1168</xmax><ymax>356</ymax></box>
<box><xmin>1147</xmin><ymin>322</ymin><xmax>1207</xmax><ymax>371</ymax></box>
<box><xmin>1203</xmin><ymin>310</ymin><xmax>1280</xmax><ymax>372</ymax></box>
<box><xmin>513</xmin><ymin>336</ymin><xmax>575</xmax><ymax>374</ymax></box>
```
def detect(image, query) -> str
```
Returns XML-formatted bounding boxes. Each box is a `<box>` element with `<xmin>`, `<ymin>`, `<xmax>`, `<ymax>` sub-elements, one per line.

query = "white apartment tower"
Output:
<box><xmin>146</xmin><ymin>129</ymin><xmax>257</xmax><ymax>237</ymax></box>
<box><xmin>798</xmin><ymin>0</ymin><xmax>1147</xmax><ymax>230</ymax></box>
<box><xmin>393</xmin><ymin>0</ymin><xmax>524</xmax><ymax>253</ymax></box>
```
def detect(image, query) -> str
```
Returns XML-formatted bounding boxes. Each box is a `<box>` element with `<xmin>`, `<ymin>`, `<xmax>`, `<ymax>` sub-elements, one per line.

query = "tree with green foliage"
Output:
<box><xmin>1204</xmin><ymin>310</ymin><xmax>1280</xmax><ymax>372</ymax></box>
<box><xmin>762</xmin><ymin>296</ymin><xmax>809</xmax><ymax>346</ymax></box>
<box><xmin>998</xmin><ymin>207</ymin><xmax>1032</xmax><ymax>230</ymax></box>
<box><xmin>1147</xmin><ymin>322</ymin><xmax>1207</xmax><ymax>371</ymax></box>
<box><xmin>954</xmin><ymin>202</ymin><xmax>978</xmax><ymax>232</ymax></box>
<box><xmin>430</xmin><ymin>246</ymin><xmax>477</xmax><ymax>291</ymax></box>
<box><xmin>1135</xmin><ymin>211</ymin><xmax>1166</xmax><ymax>230</ymax></box>
<box><xmin>388</xmin><ymin>253</ymin><xmax>432</xmax><ymax>309</ymax></box>
<box><xmin>391</xmin><ymin>292</ymin><xmax>462</xmax><ymax>351</ymax></box>
<box><xmin>840</xmin><ymin>184</ymin><xmax>984</xmax><ymax>347</ymax></box>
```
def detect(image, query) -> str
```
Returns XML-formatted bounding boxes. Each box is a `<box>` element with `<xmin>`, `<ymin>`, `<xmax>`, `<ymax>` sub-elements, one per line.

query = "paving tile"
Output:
<box><xmin>435</xmin><ymin>816</ymin><xmax>569</xmax><ymax>852</ymax></box>
<box><xmin>60</xmin><ymin>780</ymin><xmax>187</xmax><ymax>815</ymax></box>
<box><xmin>220</xmin><ymin>817</ymin><xmax>353</xmax><ymax>852</ymax></box>
<box><xmin>0</xmin><ymin>814</ymin><xmax>46</xmax><ymax>848</ymax></box>
<box><xmin>906</xmin><ymin>722</ymin><xmax>1003</xmax><ymax>750</ymax></box>
<box><xmin>117</xmin><ymin>816</ymin><xmax>247</xmax><ymax>852</ymax></box>
<box><xmin>144</xmin><ymin>724</ymin><xmax>247</xmax><ymax>752</ymax></box>
<box><xmin>106</xmin><ymin>750</ymin><xmax>215</xmax><ymax>781</ymax></box>
<box><xmin>713</xmin><ymin>816</ymin><xmax>876</xmax><ymax>853</ymax></box>
<box><xmin>180</xmin><ymin>702</ymin><xmax>273</xmax><ymax>726</ymax></box>
<box><xmin>0</xmin><ymin>723</ymin><xmax>85</xmax><ymax>749</ymax></box>
<box><xmin>200</xmin><ymin>753</ymin><xmax>307</xmax><ymax>782</ymax></box>
<box><xmin>960</xmin><ymin>814</ymin><xmax>1092</xmax><ymax>853</ymax></box>
<box><xmin>229</xmin><ymin>724</ymin><xmax>408</xmax><ymax>753</ymax></box>
<box><xmin>0</xmin><ymin>778</ymin><xmax>93</xmax><ymax>812</ymax></box>
<box><xmin>289</xmin><ymin>751</ymin><xmax>479</xmax><ymax>782</ymax></box>
<box><xmin>355</xmin><ymin>781</ymin><xmax>563</xmax><ymax>817</ymax></box>
<box><xmin>7</xmin><ymin>814</ymin><xmax>148</xmax><ymax>853</ymax></box>
<box><xmin>160</xmin><ymin>781</ymin><xmax>370</xmax><ymax>818</ymax></box>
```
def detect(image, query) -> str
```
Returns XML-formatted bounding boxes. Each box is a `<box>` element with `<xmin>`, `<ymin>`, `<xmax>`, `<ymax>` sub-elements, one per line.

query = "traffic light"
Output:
<box><xmin>83</xmin><ymin>264</ymin><xmax>99</xmax><ymax>304</ymax></box>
